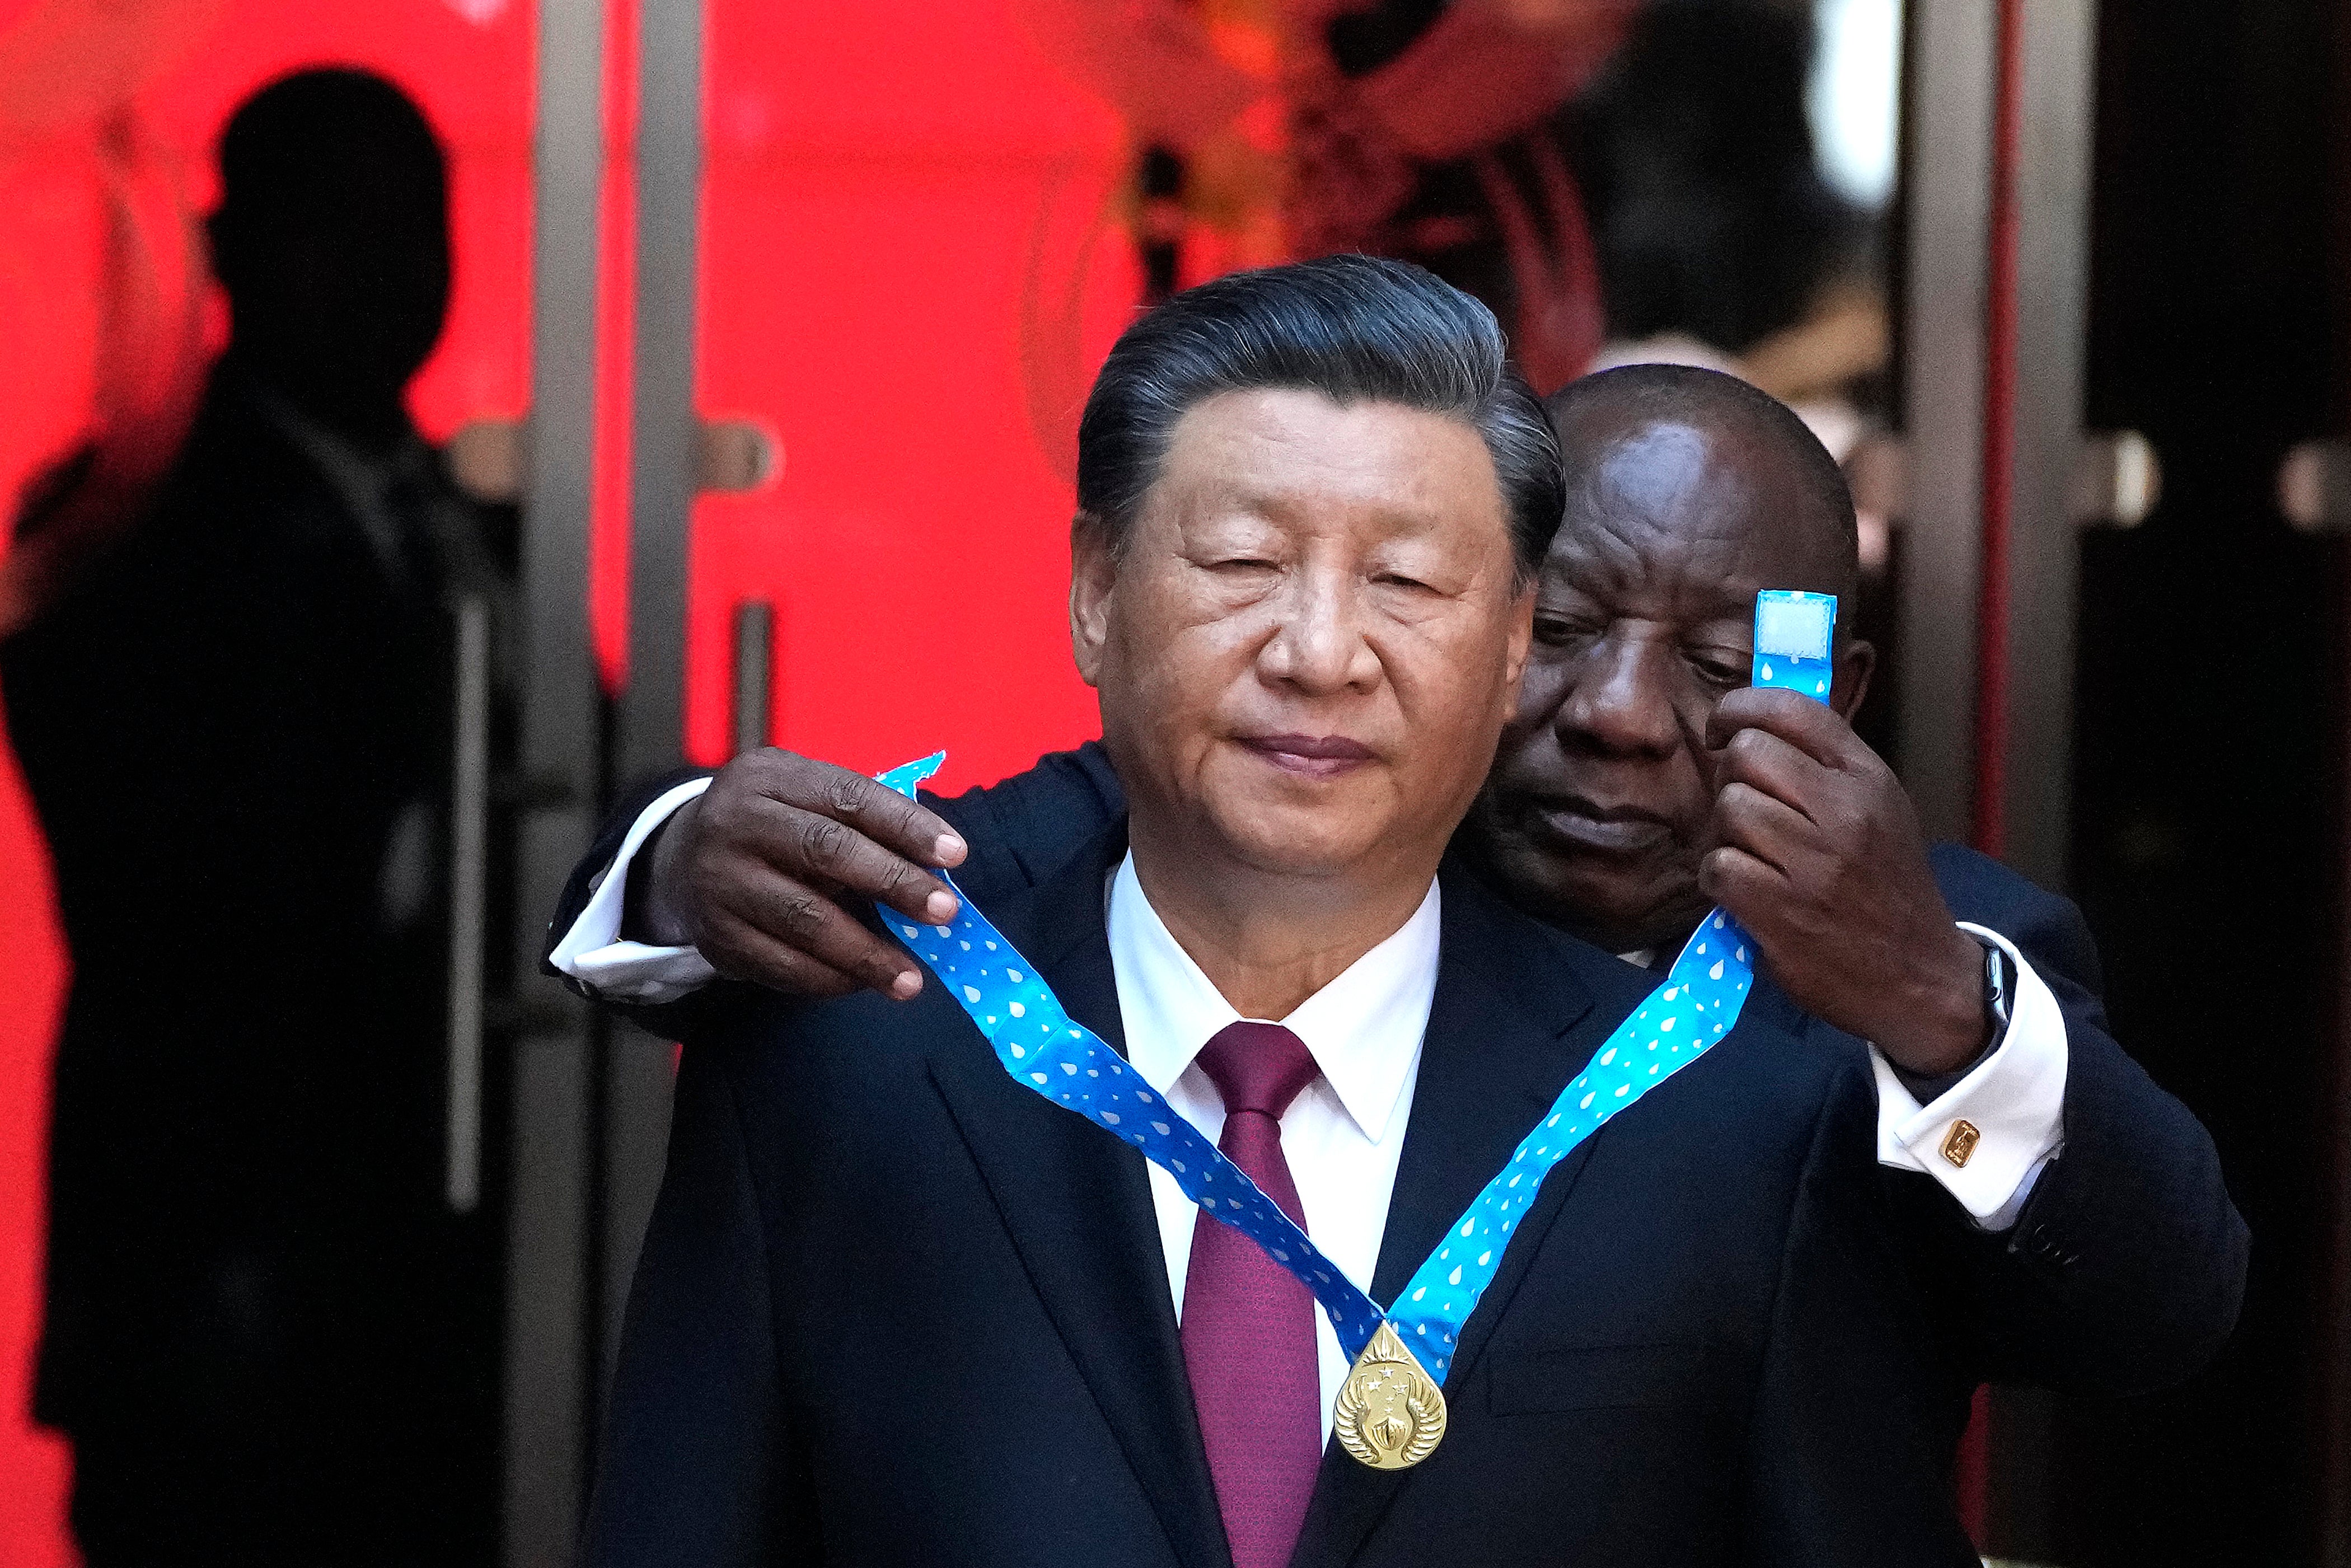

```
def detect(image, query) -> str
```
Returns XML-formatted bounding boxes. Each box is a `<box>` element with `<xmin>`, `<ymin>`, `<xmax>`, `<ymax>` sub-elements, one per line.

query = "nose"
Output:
<box><xmin>1557</xmin><ymin>630</ymin><xmax>1680</xmax><ymax>759</ymax></box>
<box><xmin>1256</xmin><ymin>565</ymin><xmax>1382</xmax><ymax>696</ymax></box>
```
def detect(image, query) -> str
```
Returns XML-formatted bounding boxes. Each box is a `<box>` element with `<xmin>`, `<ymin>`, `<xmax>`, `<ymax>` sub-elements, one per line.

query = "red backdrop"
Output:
<box><xmin>0</xmin><ymin>1</ymin><xmax>1146</xmax><ymax>1556</ymax></box>
<box><xmin>0</xmin><ymin>2</ymin><xmax>532</xmax><ymax>1558</ymax></box>
<box><xmin>683</xmin><ymin>2</ymin><xmax>1128</xmax><ymax>785</ymax></box>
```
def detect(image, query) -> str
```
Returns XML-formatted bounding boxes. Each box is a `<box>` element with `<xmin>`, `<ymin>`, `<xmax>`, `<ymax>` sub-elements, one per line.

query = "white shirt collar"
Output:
<box><xmin>1106</xmin><ymin>851</ymin><xmax>1440</xmax><ymax>1144</ymax></box>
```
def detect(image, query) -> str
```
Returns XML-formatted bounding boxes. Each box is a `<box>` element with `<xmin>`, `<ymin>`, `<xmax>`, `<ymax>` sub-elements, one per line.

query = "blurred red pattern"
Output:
<box><xmin>0</xmin><ymin>1</ymin><xmax>1145</xmax><ymax>1553</ymax></box>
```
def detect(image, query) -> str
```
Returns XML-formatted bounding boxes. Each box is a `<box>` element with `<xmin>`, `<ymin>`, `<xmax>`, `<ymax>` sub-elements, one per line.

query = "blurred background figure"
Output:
<box><xmin>2</xmin><ymin>67</ymin><xmax>508</xmax><ymax>1566</ymax></box>
<box><xmin>1578</xmin><ymin>2</ymin><xmax>1889</xmax><ymax>450</ymax></box>
<box><xmin>1018</xmin><ymin>0</ymin><xmax>1632</xmax><ymax>402</ymax></box>
<box><xmin>1019</xmin><ymin>0</ymin><xmax>1889</xmax><ymax>484</ymax></box>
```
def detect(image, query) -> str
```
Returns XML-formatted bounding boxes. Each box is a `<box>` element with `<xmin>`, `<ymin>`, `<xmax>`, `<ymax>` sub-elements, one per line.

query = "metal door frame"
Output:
<box><xmin>502</xmin><ymin>1</ymin><xmax>603</xmax><ymax>1562</ymax></box>
<box><xmin>505</xmin><ymin>0</ymin><xmax>703</xmax><ymax>1561</ymax></box>
<box><xmin>1898</xmin><ymin>0</ymin><xmax>2097</xmax><ymax>1554</ymax></box>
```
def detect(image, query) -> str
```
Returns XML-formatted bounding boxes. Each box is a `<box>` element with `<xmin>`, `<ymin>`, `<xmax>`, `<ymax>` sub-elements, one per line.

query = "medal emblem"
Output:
<box><xmin>1333</xmin><ymin>1321</ymin><xmax>1447</xmax><ymax>1469</ymax></box>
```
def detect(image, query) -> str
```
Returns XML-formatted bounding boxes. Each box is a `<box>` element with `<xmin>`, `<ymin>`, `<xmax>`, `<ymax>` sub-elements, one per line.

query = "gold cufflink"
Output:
<box><xmin>1940</xmin><ymin>1119</ymin><xmax>1981</xmax><ymax>1168</ymax></box>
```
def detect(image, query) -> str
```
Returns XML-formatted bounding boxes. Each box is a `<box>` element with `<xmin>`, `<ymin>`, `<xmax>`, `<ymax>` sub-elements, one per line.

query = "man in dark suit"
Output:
<box><xmin>4</xmin><ymin>71</ymin><xmax>509</xmax><ymax>1565</ymax></box>
<box><xmin>551</xmin><ymin>362</ymin><xmax>2243</xmax><ymax>1426</ymax></box>
<box><xmin>573</xmin><ymin>258</ymin><xmax>1990</xmax><ymax>1565</ymax></box>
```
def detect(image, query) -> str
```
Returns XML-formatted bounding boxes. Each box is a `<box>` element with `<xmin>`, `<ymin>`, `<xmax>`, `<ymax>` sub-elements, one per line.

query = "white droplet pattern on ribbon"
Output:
<box><xmin>872</xmin><ymin>753</ymin><xmax>1388</xmax><ymax>1356</ymax></box>
<box><xmin>873</xmin><ymin>750</ymin><xmax>1762</xmax><ymax>1386</ymax></box>
<box><xmin>1381</xmin><ymin>910</ymin><xmax>1751</xmax><ymax>1379</ymax></box>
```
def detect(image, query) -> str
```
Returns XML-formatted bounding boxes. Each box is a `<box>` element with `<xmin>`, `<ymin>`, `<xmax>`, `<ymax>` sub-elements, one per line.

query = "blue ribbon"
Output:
<box><xmin>1752</xmin><ymin>588</ymin><xmax>1838</xmax><ymax>701</ymax></box>
<box><xmin>878</xmin><ymin>591</ymin><xmax>1830</xmax><ymax>1383</ymax></box>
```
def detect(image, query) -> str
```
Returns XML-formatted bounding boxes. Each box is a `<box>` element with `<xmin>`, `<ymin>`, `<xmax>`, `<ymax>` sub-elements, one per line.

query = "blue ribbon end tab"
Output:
<box><xmin>1752</xmin><ymin>589</ymin><xmax>1837</xmax><ymax>704</ymax></box>
<box><xmin>876</xmin><ymin>750</ymin><xmax>948</xmax><ymax>801</ymax></box>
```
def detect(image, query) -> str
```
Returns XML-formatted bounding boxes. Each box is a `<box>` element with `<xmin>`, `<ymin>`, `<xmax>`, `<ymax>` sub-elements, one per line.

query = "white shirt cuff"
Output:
<box><xmin>546</xmin><ymin>778</ymin><xmax>720</xmax><ymax>1004</ymax></box>
<box><xmin>1870</xmin><ymin>923</ymin><xmax>2067</xmax><ymax>1229</ymax></box>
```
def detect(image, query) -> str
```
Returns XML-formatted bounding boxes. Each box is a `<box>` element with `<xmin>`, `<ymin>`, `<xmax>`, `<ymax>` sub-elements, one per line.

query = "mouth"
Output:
<box><xmin>1237</xmin><ymin>732</ymin><xmax>1379</xmax><ymax>781</ymax></box>
<box><xmin>1515</xmin><ymin>793</ymin><xmax>1674</xmax><ymax>856</ymax></box>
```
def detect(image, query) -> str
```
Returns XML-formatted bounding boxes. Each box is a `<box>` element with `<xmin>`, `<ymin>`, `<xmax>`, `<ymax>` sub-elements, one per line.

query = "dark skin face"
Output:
<box><xmin>208</xmin><ymin>180</ymin><xmax>450</xmax><ymax>452</ymax></box>
<box><xmin>1472</xmin><ymin>414</ymin><xmax>1866</xmax><ymax>954</ymax></box>
<box><xmin>1469</xmin><ymin>406</ymin><xmax>1989</xmax><ymax>1074</ymax></box>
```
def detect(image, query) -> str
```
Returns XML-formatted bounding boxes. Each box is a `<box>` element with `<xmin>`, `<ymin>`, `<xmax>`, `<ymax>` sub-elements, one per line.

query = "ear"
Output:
<box><xmin>1831</xmin><ymin>636</ymin><xmax>1876</xmax><ymax>720</ymax></box>
<box><xmin>1501</xmin><ymin>578</ymin><xmax>1535</xmax><ymax>709</ymax></box>
<box><xmin>1068</xmin><ymin>513</ymin><xmax>1118</xmax><ymax>690</ymax></box>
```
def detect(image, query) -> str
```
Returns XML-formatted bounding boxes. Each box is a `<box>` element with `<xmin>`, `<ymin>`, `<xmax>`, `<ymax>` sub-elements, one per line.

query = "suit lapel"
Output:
<box><xmin>1740</xmin><ymin>964</ymin><xmax>1818</xmax><ymax>1046</ymax></box>
<box><xmin>926</xmin><ymin>827</ymin><xmax>1231</xmax><ymax>1568</ymax></box>
<box><xmin>1365</xmin><ymin>868</ymin><xmax>1600</xmax><ymax>1308</ymax></box>
<box><xmin>1292</xmin><ymin>863</ymin><xmax>1617</xmax><ymax>1568</ymax></box>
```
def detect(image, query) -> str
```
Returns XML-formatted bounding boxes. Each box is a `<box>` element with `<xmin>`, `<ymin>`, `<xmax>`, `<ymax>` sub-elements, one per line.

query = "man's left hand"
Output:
<box><xmin>1698</xmin><ymin>687</ymin><xmax>1988</xmax><ymax>1078</ymax></box>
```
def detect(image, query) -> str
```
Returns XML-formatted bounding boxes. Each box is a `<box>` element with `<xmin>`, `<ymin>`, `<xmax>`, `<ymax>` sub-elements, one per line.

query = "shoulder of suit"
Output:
<box><xmin>687</xmin><ymin>979</ymin><xmax>968</xmax><ymax>1107</ymax></box>
<box><xmin>1927</xmin><ymin>839</ymin><xmax>2068</xmax><ymax>897</ymax></box>
<box><xmin>1436</xmin><ymin>873</ymin><xmax>1851</xmax><ymax>1090</ymax></box>
<box><xmin>1926</xmin><ymin>839</ymin><xmax>2077</xmax><ymax>927</ymax></box>
<box><xmin>1435</xmin><ymin>862</ymin><xmax>1638</xmax><ymax>992</ymax></box>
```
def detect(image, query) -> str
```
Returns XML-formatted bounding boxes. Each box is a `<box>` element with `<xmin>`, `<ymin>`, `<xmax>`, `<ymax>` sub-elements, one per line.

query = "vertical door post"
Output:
<box><xmin>1898</xmin><ymin>0</ymin><xmax>2098</xmax><ymax>1556</ymax></box>
<box><xmin>1896</xmin><ymin>0</ymin><xmax>1996</xmax><ymax>841</ymax></box>
<box><xmin>601</xmin><ymin>0</ymin><xmax>705</xmax><ymax>1395</ymax></box>
<box><xmin>505</xmin><ymin>0</ymin><xmax>608</xmax><ymax>1561</ymax></box>
<box><xmin>1993</xmin><ymin>0</ymin><xmax>2097</xmax><ymax>891</ymax></box>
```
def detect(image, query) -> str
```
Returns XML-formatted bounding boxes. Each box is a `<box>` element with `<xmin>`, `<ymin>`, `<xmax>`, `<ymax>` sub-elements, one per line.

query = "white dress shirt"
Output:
<box><xmin>1108</xmin><ymin>851</ymin><xmax>1439</xmax><ymax>1431</ymax></box>
<box><xmin>546</xmin><ymin>779</ymin><xmax>722</xmax><ymax>1003</ymax></box>
<box><xmin>551</xmin><ymin>779</ymin><xmax>2071</xmax><ymax>1241</ymax></box>
<box><xmin>1874</xmin><ymin>923</ymin><xmax>2064</xmax><ymax>1225</ymax></box>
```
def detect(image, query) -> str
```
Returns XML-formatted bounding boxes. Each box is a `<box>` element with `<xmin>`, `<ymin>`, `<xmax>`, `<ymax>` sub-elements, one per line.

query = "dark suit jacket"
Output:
<box><xmin>552</xmin><ymin>741</ymin><xmax>2245</xmax><ymax>1406</ymax></box>
<box><xmin>7</xmin><ymin>362</ymin><xmax>512</xmax><ymax>1558</ymax></box>
<box><xmin>583</xmin><ymin>827</ymin><xmax>1979</xmax><ymax>1567</ymax></box>
<box><xmin>1744</xmin><ymin>842</ymin><xmax>2247</xmax><ymax>1397</ymax></box>
<box><xmin>905</xmin><ymin>745</ymin><xmax>2247</xmax><ymax>1397</ymax></box>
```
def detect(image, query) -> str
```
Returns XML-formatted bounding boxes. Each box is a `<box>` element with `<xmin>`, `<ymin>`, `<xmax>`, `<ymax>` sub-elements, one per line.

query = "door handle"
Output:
<box><xmin>2279</xmin><ymin>440</ymin><xmax>2351</xmax><ymax>533</ymax></box>
<box><xmin>733</xmin><ymin>598</ymin><xmax>774</xmax><ymax>756</ymax></box>
<box><xmin>1844</xmin><ymin>430</ymin><xmax>2160</xmax><ymax>531</ymax></box>
<box><xmin>446</xmin><ymin>416</ymin><xmax>780</xmax><ymax>503</ymax></box>
<box><xmin>446</xmin><ymin>592</ymin><xmax>492</xmax><ymax>1214</ymax></box>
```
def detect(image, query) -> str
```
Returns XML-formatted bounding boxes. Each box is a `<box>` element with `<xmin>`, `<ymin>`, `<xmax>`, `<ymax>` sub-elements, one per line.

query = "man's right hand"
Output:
<box><xmin>634</xmin><ymin>749</ymin><xmax>968</xmax><ymax>1000</ymax></box>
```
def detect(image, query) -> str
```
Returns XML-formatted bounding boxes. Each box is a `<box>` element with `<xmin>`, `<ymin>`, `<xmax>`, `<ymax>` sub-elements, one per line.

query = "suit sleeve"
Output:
<box><xmin>583</xmin><ymin>1042</ymin><xmax>809</xmax><ymax>1566</ymax></box>
<box><xmin>1894</xmin><ymin>846</ymin><xmax>2249</xmax><ymax>1396</ymax></box>
<box><xmin>540</xmin><ymin>747</ymin><xmax>1124</xmax><ymax>1038</ymax></box>
<box><xmin>1746</xmin><ymin>1061</ymin><xmax>1982</xmax><ymax>1568</ymax></box>
<box><xmin>537</xmin><ymin>767</ymin><xmax>734</xmax><ymax>1039</ymax></box>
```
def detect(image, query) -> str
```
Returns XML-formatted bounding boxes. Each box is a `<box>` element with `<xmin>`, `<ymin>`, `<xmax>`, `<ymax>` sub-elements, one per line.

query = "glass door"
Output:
<box><xmin>0</xmin><ymin>1</ymin><xmax>535</xmax><ymax>1562</ymax></box>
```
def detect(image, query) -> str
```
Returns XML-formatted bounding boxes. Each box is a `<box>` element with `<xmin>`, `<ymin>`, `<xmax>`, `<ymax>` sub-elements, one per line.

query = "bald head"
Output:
<box><xmin>1546</xmin><ymin>363</ymin><xmax>1858</xmax><ymax>610</ymax></box>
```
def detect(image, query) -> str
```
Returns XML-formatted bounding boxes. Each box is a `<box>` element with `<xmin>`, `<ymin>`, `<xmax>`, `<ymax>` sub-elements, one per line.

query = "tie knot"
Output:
<box><xmin>1193</xmin><ymin>1021</ymin><xmax>1319</xmax><ymax>1121</ymax></box>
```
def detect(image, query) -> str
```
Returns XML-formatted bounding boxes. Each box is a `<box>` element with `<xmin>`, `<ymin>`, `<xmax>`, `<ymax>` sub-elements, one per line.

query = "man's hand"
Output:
<box><xmin>635</xmin><ymin>749</ymin><xmax>968</xmax><ymax>1001</ymax></box>
<box><xmin>1698</xmin><ymin>688</ymin><xmax>1988</xmax><ymax>1078</ymax></box>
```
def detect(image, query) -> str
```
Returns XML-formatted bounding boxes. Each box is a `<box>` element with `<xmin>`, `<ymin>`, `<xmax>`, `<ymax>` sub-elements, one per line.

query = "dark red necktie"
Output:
<box><xmin>1181</xmin><ymin>1021</ymin><xmax>1325</xmax><ymax>1568</ymax></box>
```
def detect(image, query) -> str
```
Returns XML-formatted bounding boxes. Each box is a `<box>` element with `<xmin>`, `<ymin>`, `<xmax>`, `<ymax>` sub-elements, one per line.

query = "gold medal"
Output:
<box><xmin>1332</xmin><ymin>1321</ymin><xmax>1447</xmax><ymax>1469</ymax></box>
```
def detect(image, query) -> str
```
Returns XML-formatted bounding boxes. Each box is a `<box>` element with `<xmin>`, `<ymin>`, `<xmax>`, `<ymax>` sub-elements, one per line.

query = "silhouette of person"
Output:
<box><xmin>4</xmin><ymin>68</ymin><xmax>511</xmax><ymax>1565</ymax></box>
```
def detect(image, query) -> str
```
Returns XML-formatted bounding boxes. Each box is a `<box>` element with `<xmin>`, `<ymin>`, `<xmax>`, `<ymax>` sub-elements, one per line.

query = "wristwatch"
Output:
<box><xmin>1975</xmin><ymin>933</ymin><xmax>2015</xmax><ymax>1041</ymax></box>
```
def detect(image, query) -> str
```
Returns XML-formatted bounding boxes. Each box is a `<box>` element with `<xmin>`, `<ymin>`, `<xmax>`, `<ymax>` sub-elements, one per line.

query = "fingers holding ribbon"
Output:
<box><xmin>1704</xmin><ymin>598</ymin><xmax>1987</xmax><ymax>1074</ymax></box>
<box><xmin>643</xmin><ymin>747</ymin><xmax>967</xmax><ymax>1000</ymax></box>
